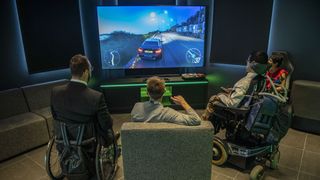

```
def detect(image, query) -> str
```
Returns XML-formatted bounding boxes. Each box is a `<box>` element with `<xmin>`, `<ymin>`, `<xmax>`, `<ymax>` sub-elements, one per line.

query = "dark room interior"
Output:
<box><xmin>0</xmin><ymin>0</ymin><xmax>320</xmax><ymax>179</ymax></box>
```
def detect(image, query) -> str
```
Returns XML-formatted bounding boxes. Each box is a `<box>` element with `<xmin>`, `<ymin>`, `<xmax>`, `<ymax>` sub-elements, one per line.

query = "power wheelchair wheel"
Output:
<box><xmin>96</xmin><ymin>138</ymin><xmax>118</xmax><ymax>180</ymax></box>
<box><xmin>45</xmin><ymin>137</ymin><xmax>64</xmax><ymax>180</ymax></box>
<box><xmin>212</xmin><ymin>138</ymin><xmax>228</xmax><ymax>166</ymax></box>
<box><xmin>250</xmin><ymin>165</ymin><xmax>264</xmax><ymax>180</ymax></box>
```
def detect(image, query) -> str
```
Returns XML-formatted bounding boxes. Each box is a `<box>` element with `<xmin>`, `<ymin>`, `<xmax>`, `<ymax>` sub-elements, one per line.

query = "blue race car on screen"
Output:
<box><xmin>137</xmin><ymin>38</ymin><xmax>163</xmax><ymax>60</ymax></box>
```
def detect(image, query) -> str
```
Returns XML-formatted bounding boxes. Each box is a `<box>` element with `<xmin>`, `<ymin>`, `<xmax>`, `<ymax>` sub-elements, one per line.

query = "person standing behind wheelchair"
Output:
<box><xmin>51</xmin><ymin>54</ymin><xmax>114</xmax><ymax>179</ymax></box>
<box><xmin>266</xmin><ymin>54</ymin><xmax>288</xmax><ymax>93</ymax></box>
<box><xmin>202</xmin><ymin>51</ymin><xmax>269</xmax><ymax>121</ymax></box>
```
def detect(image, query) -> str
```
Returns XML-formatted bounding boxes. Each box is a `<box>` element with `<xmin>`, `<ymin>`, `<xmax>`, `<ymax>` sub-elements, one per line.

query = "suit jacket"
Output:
<box><xmin>51</xmin><ymin>81</ymin><xmax>113</xmax><ymax>142</ymax></box>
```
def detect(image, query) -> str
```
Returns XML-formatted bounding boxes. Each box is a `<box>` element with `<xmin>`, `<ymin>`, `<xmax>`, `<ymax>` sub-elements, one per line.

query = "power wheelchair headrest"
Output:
<box><xmin>247</xmin><ymin>60</ymin><xmax>269</xmax><ymax>75</ymax></box>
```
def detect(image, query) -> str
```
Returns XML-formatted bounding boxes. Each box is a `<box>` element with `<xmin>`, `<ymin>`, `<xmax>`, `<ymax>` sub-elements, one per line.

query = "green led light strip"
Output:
<box><xmin>100</xmin><ymin>81</ymin><xmax>208</xmax><ymax>88</ymax></box>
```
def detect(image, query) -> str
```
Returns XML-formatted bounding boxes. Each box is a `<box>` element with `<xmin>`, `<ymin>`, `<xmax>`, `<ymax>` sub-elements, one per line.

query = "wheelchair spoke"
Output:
<box><xmin>97</xmin><ymin>143</ymin><xmax>117</xmax><ymax>180</ymax></box>
<box><xmin>50</xmin><ymin>147</ymin><xmax>62</xmax><ymax>176</ymax></box>
<box><xmin>103</xmin><ymin>146</ymin><xmax>114</xmax><ymax>177</ymax></box>
<box><xmin>45</xmin><ymin>137</ymin><xmax>64</xmax><ymax>180</ymax></box>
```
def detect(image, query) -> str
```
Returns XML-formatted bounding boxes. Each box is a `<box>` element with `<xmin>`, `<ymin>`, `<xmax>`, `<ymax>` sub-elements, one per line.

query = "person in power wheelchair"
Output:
<box><xmin>202</xmin><ymin>51</ymin><xmax>269</xmax><ymax>122</ymax></box>
<box><xmin>203</xmin><ymin>51</ymin><xmax>291</xmax><ymax>180</ymax></box>
<box><xmin>45</xmin><ymin>54</ymin><xmax>119</xmax><ymax>180</ymax></box>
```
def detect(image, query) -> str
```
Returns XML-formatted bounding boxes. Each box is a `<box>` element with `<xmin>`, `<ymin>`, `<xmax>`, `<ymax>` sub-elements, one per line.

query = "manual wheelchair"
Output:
<box><xmin>45</xmin><ymin>122</ymin><xmax>119</xmax><ymax>180</ymax></box>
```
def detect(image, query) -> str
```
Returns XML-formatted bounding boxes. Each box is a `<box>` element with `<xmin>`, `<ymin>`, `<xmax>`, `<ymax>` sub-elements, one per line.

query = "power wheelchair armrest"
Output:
<box><xmin>213</xmin><ymin>103</ymin><xmax>250</xmax><ymax>116</ymax></box>
<box><xmin>211</xmin><ymin>103</ymin><xmax>250</xmax><ymax>135</ymax></box>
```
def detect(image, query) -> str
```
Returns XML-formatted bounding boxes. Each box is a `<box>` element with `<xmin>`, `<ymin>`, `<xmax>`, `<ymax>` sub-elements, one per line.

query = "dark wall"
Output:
<box><xmin>268</xmin><ymin>0</ymin><xmax>320</xmax><ymax>81</ymax></box>
<box><xmin>78</xmin><ymin>0</ymin><xmax>106</xmax><ymax>86</ymax></box>
<box><xmin>16</xmin><ymin>0</ymin><xmax>84</xmax><ymax>73</ymax></box>
<box><xmin>211</xmin><ymin>0</ymin><xmax>273</xmax><ymax>65</ymax></box>
<box><xmin>206</xmin><ymin>64</ymin><xmax>246</xmax><ymax>97</ymax></box>
<box><xmin>0</xmin><ymin>0</ymin><xmax>69</xmax><ymax>91</ymax></box>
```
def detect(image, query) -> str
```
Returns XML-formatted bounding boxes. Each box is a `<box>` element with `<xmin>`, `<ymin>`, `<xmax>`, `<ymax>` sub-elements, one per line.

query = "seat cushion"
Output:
<box><xmin>33</xmin><ymin>107</ymin><xmax>54</xmax><ymax>137</ymax></box>
<box><xmin>291</xmin><ymin>80</ymin><xmax>320</xmax><ymax>133</ymax></box>
<box><xmin>291</xmin><ymin>80</ymin><xmax>320</xmax><ymax>120</ymax></box>
<box><xmin>0</xmin><ymin>112</ymin><xmax>49</xmax><ymax>161</ymax></box>
<box><xmin>33</xmin><ymin>106</ymin><xmax>52</xmax><ymax>119</ymax></box>
<box><xmin>0</xmin><ymin>88</ymin><xmax>29</xmax><ymax>119</ymax></box>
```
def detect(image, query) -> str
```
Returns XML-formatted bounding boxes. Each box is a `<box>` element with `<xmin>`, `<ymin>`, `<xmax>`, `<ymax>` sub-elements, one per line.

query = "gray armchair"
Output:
<box><xmin>22</xmin><ymin>79</ymin><xmax>68</xmax><ymax>137</ymax></box>
<box><xmin>291</xmin><ymin>80</ymin><xmax>320</xmax><ymax>134</ymax></box>
<box><xmin>0</xmin><ymin>88</ymin><xmax>48</xmax><ymax>161</ymax></box>
<box><xmin>121</xmin><ymin>121</ymin><xmax>213</xmax><ymax>180</ymax></box>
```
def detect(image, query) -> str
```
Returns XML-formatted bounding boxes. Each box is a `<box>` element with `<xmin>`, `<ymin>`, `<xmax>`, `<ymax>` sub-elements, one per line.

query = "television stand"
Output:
<box><xmin>142</xmin><ymin>77</ymin><xmax>170</xmax><ymax>82</ymax></box>
<box><xmin>100</xmin><ymin>77</ymin><xmax>208</xmax><ymax>113</ymax></box>
<box><xmin>141</xmin><ymin>76</ymin><xmax>182</xmax><ymax>82</ymax></box>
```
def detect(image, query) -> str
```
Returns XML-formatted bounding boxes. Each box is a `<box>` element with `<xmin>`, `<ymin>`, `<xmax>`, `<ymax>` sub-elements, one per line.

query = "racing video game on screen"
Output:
<box><xmin>97</xmin><ymin>6</ymin><xmax>206</xmax><ymax>69</ymax></box>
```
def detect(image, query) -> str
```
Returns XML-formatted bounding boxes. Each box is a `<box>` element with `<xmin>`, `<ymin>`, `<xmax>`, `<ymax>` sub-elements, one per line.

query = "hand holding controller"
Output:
<box><xmin>171</xmin><ymin>95</ymin><xmax>191</xmax><ymax>110</ymax></box>
<box><xmin>220</xmin><ymin>87</ymin><xmax>232</xmax><ymax>94</ymax></box>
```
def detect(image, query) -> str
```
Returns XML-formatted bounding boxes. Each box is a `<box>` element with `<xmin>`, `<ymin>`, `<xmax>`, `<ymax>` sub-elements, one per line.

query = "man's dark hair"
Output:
<box><xmin>147</xmin><ymin>76</ymin><xmax>165</xmax><ymax>100</ymax></box>
<box><xmin>248</xmin><ymin>51</ymin><xmax>268</xmax><ymax>64</ymax></box>
<box><xmin>70</xmin><ymin>54</ymin><xmax>90</xmax><ymax>77</ymax></box>
<box><xmin>269</xmin><ymin>54</ymin><xmax>284</xmax><ymax>67</ymax></box>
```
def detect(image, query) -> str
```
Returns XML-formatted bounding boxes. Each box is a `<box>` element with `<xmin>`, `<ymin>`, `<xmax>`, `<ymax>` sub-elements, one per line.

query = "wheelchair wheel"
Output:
<box><xmin>270</xmin><ymin>150</ymin><xmax>280</xmax><ymax>169</ymax></box>
<box><xmin>250</xmin><ymin>165</ymin><xmax>264</xmax><ymax>180</ymax></box>
<box><xmin>212</xmin><ymin>138</ymin><xmax>228</xmax><ymax>166</ymax></box>
<box><xmin>96</xmin><ymin>140</ymin><xmax>118</xmax><ymax>180</ymax></box>
<box><xmin>45</xmin><ymin>137</ymin><xmax>64</xmax><ymax>180</ymax></box>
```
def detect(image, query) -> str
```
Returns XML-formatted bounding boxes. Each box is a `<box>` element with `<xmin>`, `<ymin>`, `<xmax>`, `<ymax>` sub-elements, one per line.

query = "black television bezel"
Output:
<box><xmin>96</xmin><ymin>5</ymin><xmax>208</xmax><ymax>77</ymax></box>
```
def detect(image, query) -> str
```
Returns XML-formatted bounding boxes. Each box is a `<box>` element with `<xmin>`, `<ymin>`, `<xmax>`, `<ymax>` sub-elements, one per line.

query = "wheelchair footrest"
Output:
<box><xmin>226</xmin><ymin>142</ymin><xmax>272</xmax><ymax>158</ymax></box>
<box><xmin>228</xmin><ymin>155</ymin><xmax>256</xmax><ymax>170</ymax></box>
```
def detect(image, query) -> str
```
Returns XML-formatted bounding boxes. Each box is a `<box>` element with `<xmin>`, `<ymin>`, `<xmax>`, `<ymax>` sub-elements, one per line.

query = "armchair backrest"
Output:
<box><xmin>121</xmin><ymin>121</ymin><xmax>213</xmax><ymax>180</ymax></box>
<box><xmin>0</xmin><ymin>88</ymin><xmax>29</xmax><ymax>119</ymax></box>
<box><xmin>22</xmin><ymin>79</ymin><xmax>68</xmax><ymax>111</ymax></box>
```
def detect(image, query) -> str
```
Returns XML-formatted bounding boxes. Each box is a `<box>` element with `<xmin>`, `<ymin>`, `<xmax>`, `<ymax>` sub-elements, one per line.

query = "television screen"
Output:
<box><xmin>97</xmin><ymin>6</ymin><xmax>206</xmax><ymax>69</ymax></box>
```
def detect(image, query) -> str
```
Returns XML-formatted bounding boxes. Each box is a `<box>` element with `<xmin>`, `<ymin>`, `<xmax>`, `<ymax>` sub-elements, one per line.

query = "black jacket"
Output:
<box><xmin>51</xmin><ymin>81</ymin><xmax>113</xmax><ymax>142</ymax></box>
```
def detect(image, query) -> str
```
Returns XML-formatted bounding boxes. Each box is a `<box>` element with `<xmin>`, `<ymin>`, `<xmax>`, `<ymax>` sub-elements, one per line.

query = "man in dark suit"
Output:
<box><xmin>51</xmin><ymin>54</ymin><xmax>114</xmax><ymax>177</ymax></box>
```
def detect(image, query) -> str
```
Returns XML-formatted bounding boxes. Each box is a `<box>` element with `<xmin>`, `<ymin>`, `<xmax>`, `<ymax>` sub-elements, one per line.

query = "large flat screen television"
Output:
<box><xmin>97</xmin><ymin>6</ymin><xmax>206</xmax><ymax>70</ymax></box>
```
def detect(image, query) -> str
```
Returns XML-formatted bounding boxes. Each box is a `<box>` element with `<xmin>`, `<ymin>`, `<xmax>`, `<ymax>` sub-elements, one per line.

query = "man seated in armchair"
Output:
<box><xmin>131</xmin><ymin>76</ymin><xmax>201</xmax><ymax>126</ymax></box>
